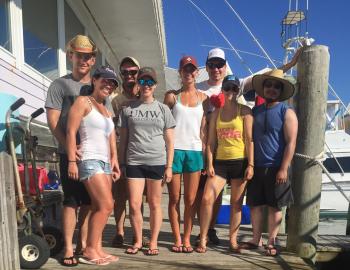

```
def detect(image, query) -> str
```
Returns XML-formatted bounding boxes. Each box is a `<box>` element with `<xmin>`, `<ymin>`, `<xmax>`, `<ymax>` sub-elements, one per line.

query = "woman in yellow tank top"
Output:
<box><xmin>196</xmin><ymin>75</ymin><xmax>254</xmax><ymax>253</ymax></box>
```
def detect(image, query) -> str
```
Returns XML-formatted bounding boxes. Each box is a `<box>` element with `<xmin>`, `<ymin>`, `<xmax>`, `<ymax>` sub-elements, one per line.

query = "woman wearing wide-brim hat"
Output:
<box><xmin>243</xmin><ymin>69</ymin><xmax>298</xmax><ymax>257</ymax></box>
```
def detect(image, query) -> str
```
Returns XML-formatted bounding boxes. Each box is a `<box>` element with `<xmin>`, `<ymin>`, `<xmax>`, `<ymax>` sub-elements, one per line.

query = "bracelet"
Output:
<box><xmin>247</xmin><ymin>164</ymin><xmax>254</xmax><ymax>168</ymax></box>
<box><xmin>68</xmin><ymin>160</ymin><xmax>77</xmax><ymax>163</ymax></box>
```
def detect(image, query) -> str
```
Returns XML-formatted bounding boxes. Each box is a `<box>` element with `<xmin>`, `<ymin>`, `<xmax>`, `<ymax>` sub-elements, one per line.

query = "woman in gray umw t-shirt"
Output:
<box><xmin>118</xmin><ymin>67</ymin><xmax>175</xmax><ymax>256</ymax></box>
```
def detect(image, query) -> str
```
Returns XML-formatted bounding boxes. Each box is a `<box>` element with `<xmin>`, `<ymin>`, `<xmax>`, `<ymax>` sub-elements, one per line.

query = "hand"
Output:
<box><xmin>276</xmin><ymin>169</ymin><xmax>288</xmax><ymax>184</ymax></box>
<box><xmin>207</xmin><ymin>165</ymin><xmax>215</xmax><ymax>177</ymax></box>
<box><xmin>68</xmin><ymin>163</ymin><xmax>79</xmax><ymax>180</ymax></box>
<box><xmin>76</xmin><ymin>145</ymin><xmax>82</xmax><ymax>161</ymax></box>
<box><xmin>162</xmin><ymin>167</ymin><xmax>172</xmax><ymax>185</ymax></box>
<box><xmin>110</xmin><ymin>158</ymin><xmax>120</xmax><ymax>182</ymax></box>
<box><xmin>244</xmin><ymin>166</ymin><xmax>254</xmax><ymax>181</ymax></box>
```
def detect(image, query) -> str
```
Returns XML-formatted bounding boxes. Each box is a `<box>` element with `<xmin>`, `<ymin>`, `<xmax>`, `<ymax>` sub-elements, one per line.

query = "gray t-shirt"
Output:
<box><xmin>118</xmin><ymin>99</ymin><xmax>176</xmax><ymax>166</ymax></box>
<box><xmin>45</xmin><ymin>73</ymin><xmax>114</xmax><ymax>154</ymax></box>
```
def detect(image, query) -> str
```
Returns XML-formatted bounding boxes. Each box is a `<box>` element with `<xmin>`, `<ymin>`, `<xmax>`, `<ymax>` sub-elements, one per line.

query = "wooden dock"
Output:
<box><xmin>41</xmin><ymin>192</ymin><xmax>316</xmax><ymax>270</ymax></box>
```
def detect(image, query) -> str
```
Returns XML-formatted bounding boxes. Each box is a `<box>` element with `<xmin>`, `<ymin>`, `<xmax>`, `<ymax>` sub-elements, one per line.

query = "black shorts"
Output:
<box><xmin>214</xmin><ymin>159</ymin><xmax>248</xmax><ymax>183</ymax></box>
<box><xmin>59</xmin><ymin>154</ymin><xmax>91</xmax><ymax>207</ymax></box>
<box><xmin>126</xmin><ymin>165</ymin><xmax>165</xmax><ymax>180</ymax></box>
<box><xmin>198</xmin><ymin>171</ymin><xmax>207</xmax><ymax>190</ymax></box>
<box><xmin>246</xmin><ymin>167</ymin><xmax>293</xmax><ymax>210</ymax></box>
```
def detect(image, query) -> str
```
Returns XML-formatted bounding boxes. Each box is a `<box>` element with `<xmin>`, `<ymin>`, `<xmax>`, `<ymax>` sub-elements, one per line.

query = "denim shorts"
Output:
<box><xmin>78</xmin><ymin>159</ymin><xmax>112</xmax><ymax>181</ymax></box>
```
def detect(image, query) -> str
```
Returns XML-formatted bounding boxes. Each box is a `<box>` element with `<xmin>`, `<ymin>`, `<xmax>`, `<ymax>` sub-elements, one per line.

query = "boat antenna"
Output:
<box><xmin>223</xmin><ymin>0</ymin><xmax>277</xmax><ymax>68</ymax></box>
<box><xmin>186</xmin><ymin>0</ymin><xmax>253</xmax><ymax>74</ymax></box>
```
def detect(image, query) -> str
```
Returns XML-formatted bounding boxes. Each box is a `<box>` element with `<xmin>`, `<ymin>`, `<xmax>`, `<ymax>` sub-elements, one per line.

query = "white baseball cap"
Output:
<box><xmin>207</xmin><ymin>48</ymin><xmax>226</xmax><ymax>62</ymax></box>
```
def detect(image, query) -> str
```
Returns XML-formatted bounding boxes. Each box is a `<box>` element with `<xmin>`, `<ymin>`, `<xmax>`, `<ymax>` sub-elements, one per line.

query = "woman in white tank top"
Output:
<box><xmin>164</xmin><ymin>56</ymin><xmax>208</xmax><ymax>253</ymax></box>
<box><xmin>66</xmin><ymin>66</ymin><xmax>120</xmax><ymax>265</ymax></box>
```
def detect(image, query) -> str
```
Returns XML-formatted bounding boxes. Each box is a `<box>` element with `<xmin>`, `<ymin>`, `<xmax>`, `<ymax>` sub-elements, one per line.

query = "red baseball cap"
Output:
<box><xmin>179</xmin><ymin>56</ymin><xmax>198</xmax><ymax>69</ymax></box>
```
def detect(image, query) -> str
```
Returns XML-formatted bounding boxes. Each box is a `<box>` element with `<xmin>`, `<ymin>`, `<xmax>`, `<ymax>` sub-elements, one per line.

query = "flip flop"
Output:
<box><xmin>182</xmin><ymin>246</ymin><xmax>194</xmax><ymax>253</ymax></box>
<box><xmin>229</xmin><ymin>244</ymin><xmax>242</xmax><ymax>254</ymax></box>
<box><xmin>125</xmin><ymin>246</ymin><xmax>142</xmax><ymax>255</ymax></box>
<box><xmin>265</xmin><ymin>245</ymin><xmax>280</xmax><ymax>257</ymax></box>
<box><xmin>171</xmin><ymin>245</ymin><xmax>183</xmax><ymax>253</ymax></box>
<box><xmin>78</xmin><ymin>256</ymin><xmax>110</xmax><ymax>265</ymax></box>
<box><xmin>60</xmin><ymin>256</ymin><xmax>78</xmax><ymax>267</ymax></box>
<box><xmin>145</xmin><ymin>248</ymin><xmax>159</xmax><ymax>256</ymax></box>
<box><xmin>104</xmin><ymin>255</ymin><xmax>119</xmax><ymax>262</ymax></box>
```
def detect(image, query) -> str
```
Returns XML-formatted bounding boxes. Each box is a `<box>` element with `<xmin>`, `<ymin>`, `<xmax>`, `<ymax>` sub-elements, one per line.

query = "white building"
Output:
<box><xmin>0</xmin><ymin>0</ymin><xmax>167</xmax><ymax>123</ymax></box>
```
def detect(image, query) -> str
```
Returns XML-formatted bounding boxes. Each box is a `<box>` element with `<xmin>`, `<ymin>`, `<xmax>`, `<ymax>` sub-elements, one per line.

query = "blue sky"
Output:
<box><xmin>163</xmin><ymin>0</ymin><xmax>350</xmax><ymax>104</ymax></box>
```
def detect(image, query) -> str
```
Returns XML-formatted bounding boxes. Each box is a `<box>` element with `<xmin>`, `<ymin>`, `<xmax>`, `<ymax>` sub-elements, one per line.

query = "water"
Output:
<box><xmin>318</xmin><ymin>219</ymin><xmax>347</xmax><ymax>235</ymax></box>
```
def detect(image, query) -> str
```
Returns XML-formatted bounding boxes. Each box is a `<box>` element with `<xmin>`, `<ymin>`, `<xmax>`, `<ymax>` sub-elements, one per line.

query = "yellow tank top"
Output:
<box><xmin>216</xmin><ymin>105</ymin><xmax>246</xmax><ymax>160</ymax></box>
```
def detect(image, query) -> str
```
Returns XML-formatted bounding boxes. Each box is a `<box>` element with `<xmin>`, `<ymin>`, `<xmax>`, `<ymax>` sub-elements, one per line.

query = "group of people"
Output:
<box><xmin>45</xmin><ymin>34</ymin><xmax>300</xmax><ymax>266</ymax></box>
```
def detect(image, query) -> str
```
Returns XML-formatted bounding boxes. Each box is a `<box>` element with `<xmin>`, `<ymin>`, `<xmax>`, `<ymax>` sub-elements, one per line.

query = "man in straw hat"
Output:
<box><xmin>242</xmin><ymin>69</ymin><xmax>298</xmax><ymax>256</ymax></box>
<box><xmin>45</xmin><ymin>34</ymin><xmax>97</xmax><ymax>266</ymax></box>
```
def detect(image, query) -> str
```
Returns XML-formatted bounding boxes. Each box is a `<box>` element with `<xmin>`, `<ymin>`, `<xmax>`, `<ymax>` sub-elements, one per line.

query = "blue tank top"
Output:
<box><xmin>253</xmin><ymin>102</ymin><xmax>290</xmax><ymax>167</ymax></box>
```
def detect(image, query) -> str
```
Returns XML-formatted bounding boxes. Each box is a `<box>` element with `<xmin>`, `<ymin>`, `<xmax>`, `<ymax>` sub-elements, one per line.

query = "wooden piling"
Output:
<box><xmin>286</xmin><ymin>45</ymin><xmax>330</xmax><ymax>261</ymax></box>
<box><xmin>0</xmin><ymin>152</ymin><xmax>20</xmax><ymax>270</ymax></box>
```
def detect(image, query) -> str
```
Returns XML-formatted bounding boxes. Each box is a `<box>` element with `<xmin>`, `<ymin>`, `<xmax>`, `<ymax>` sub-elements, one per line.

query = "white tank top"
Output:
<box><xmin>79</xmin><ymin>98</ymin><xmax>115</xmax><ymax>162</ymax></box>
<box><xmin>172</xmin><ymin>92</ymin><xmax>203</xmax><ymax>151</ymax></box>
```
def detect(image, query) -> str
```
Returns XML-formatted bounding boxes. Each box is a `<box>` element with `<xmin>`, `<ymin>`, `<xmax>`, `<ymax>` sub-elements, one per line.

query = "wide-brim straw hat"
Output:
<box><xmin>252</xmin><ymin>69</ymin><xmax>295</xmax><ymax>101</ymax></box>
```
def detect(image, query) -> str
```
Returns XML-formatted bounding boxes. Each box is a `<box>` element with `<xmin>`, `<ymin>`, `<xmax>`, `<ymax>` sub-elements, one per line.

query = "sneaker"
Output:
<box><xmin>112</xmin><ymin>234</ymin><xmax>124</xmax><ymax>247</ymax></box>
<box><xmin>208</xmin><ymin>229</ymin><xmax>220</xmax><ymax>245</ymax></box>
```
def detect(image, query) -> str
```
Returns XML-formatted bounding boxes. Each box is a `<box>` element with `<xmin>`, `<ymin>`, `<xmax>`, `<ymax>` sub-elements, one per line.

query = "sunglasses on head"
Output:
<box><xmin>222</xmin><ymin>84</ymin><xmax>239</xmax><ymax>93</ymax></box>
<box><xmin>120</xmin><ymin>69</ymin><xmax>138</xmax><ymax>76</ymax></box>
<box><xmin>207</xmin><ymin>61</ymin><xmax>226</xmax><ymax>69</ymax></box>
<box><xmin>138</xmin><ymin>79</ymin><xmax>156</xmax><ymax>87</ymax></box>
<box><xmin>263</xmin><ymin>80</ymin><xmax>283</xmax><ymax>90</ymax></box>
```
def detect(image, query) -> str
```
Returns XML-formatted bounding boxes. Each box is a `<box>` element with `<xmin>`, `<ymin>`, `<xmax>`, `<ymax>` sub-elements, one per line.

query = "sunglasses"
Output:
<box><xmin>222</xmin><ymin>84</ymin><xmax>239</xmax><ymax>93</ymax></box>
<box><xmin>75</xmin><ymin>52</ymin><xmax>96</xmax><ymax>61</ymax></box>
<box><xmin>138</xmin><ymin>79</ymin><xmax>156</xmax><ymax>87</ymax></box>
<box><xmin>207</xmin><ymin>61</ymin><xmax>226</xmax><ymax>69</ymax></box>
<box><xmin>263</xmin><ymin>80</ymin><xmax>283</xmax><ymax>90</ymax></box>
<box><xmin>120</xmin><ymin>69</ymin><xmax>138</xmax><ymax>76</ymax></box>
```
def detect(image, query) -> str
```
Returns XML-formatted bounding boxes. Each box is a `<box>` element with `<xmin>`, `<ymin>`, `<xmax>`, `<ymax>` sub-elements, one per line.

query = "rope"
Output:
<box><xmin>294</xmin><ymin>151</ymin><xmax>350</xmax><ymax>203</ymax></box>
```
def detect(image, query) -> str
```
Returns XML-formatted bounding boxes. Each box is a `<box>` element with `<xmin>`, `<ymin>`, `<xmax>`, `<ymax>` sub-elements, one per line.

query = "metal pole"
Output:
<box><xmin>286</xmin><ymin>45</ymin><xmax>330</xmax><ymax>262</ymax></box>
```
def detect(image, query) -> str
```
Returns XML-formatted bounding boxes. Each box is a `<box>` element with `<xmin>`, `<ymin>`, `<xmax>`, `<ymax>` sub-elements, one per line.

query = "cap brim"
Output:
<box><xmin>252</xmin><ymin>74</ymin><xmax>295</xmax><ymax>101</ymax></box>
<box><xmin>100</xmin><ymin>74</ymin><xmax>119</xmax><ymax>86</ymax></box>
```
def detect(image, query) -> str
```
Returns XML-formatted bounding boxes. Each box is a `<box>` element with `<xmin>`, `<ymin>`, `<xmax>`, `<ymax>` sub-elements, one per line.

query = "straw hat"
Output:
<box><xmin>66</xmin><ymin>35</ymin><xmax>97</xmax><ymax>54</ymax></box>
<box><xmin>252</xmin><ymin>69</ymin><xmax>295</xmax><ymax>101</ymax></box>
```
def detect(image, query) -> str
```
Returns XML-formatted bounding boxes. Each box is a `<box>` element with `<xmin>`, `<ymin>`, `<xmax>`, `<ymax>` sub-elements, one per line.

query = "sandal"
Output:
<box><xmin>182</xmin><ymin>246</ymin><xmax>194</xmax><ymax>253</ymax></box>
<box><xmin>78</xmin><ymin>256</ymin><xmax>110</xmax><ymax>266</ymax></box>
<box><xmin>195</xmin><ymin>245</ymin><xmax>207</xmax><ymax>253</ymax></box>
<box><xmin>266</xmin><ymin>245</ymin><xmax>279</xmax><ymax>256</ymax></box>
<box><xmin>60</xmin><ymin>256</ymin><xmax>78</xmax><ymax>267</ymax></box>
<box><xmin>171</xmin><ymin>245</ymin><xmax>183</xmax><ymax>253</ymax></box>
<box><xmin>145</xmin><ymin>248</ymin><xmax>159</xmax><ymax>256</ymax></box>
<box><xmin>229</xmin><ymin>244</ymin><xmax>242</xmax><ymax>254</ymax></box>
<box><xmin>104</xmin><ymin>255</ymin><xmax>119</xmax><ymax>262</ymax></box>
<box><xmin>125</xmin><ymin>246</ymin><xmax>142</xmax><ymax>255</ymax></box>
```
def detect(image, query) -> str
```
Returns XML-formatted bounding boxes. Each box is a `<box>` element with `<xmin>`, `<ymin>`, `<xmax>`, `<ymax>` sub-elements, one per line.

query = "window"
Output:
<box><xmin>0</xmin><ymin>0</ymin><xmax>11</xmax><ymax>51</ymax></box>
<box><xmin>65</xmin><ymin>1</ymin><xmax>85</xmax><ymax>73</ymax></box>
<box><xmin>22</xmin><ymin>0</ymin><xmax>59</xmax><ymax>80</ymax></box>
<box><xmin>323</xmin><ymin>157</ymin><xmax>350</xmax><ymax>173</ymax></box>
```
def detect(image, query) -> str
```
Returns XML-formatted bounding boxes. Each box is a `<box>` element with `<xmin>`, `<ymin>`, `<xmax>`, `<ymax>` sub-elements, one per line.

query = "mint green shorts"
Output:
<box><xmin>172</xmin><ymin>150</ymin><xmax>204</xmax><ymax>174</ymax></box>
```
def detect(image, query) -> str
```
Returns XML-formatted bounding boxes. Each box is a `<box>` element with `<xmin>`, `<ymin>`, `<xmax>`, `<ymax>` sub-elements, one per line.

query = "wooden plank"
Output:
<box><xmin>0</xmin><ymin>152</ymin><xmax>20</xmax><ymax>270</ymax></box>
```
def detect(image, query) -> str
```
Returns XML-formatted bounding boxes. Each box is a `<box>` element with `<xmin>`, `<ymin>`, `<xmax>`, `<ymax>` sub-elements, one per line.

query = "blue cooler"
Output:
<box><xmin>216</xmin><ymin>194</ymin><xmax>251</xmax><ymax>224</ymax></box>
<box><xmin>0</xmin><ymin>93</ymin><xmax>22</xmax><ymax>154</ymax></box>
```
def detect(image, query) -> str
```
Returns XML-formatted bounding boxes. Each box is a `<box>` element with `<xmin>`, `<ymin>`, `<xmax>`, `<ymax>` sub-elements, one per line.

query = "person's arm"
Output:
<box><xmin>163</xmin><ymin>90</ymin><xmax>177</xmax><ymax>109</ymax></box>
<box><xmin>206</xmin><ymin>109</ymin><xmax>219</xmax><ymax>177</ymax></box>
<box><xmin>163</xmin><ymin>128</ymin><xmax>174</xmax><ymax>184</ymax></box>
<box><xmin>109</xmin><ymin>129</ymin><xmax>120</xmax><ymax>181</ymax></box>
<box><xmin>66</xmin><ymin>97</ymin><xmax>88</xmax><ymax>180</ymax></box>
<box><xmin>276</xmin><ymin>108</ymin><xmax>298</xmax><ymax>184</ymax></box>
<box><xmin>46</xmin><ymin>109</ymin><xmax>66</xmax><ymax>147</ymax></box>
<box><xmin>200</xmin><ymin>94</ymin><xmax>209</xmax><ymax>154</ymax></box>
<box><xmin>279</xmin><ymin>46</ymin><xmax>304</xmax><ymax>73</ymax></box>
<box><xmin>242</xmin><ymin>106</ymin><xmax>254</xmax><ymax>181</ymax></box>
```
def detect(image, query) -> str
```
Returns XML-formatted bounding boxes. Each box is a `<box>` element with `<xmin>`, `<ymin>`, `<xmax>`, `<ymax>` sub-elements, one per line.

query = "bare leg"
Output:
<box><xmin>198</xmin><ymin>176</ymin><xmax>225</xmax><ymax>250</ymax></box>
<box><xmin>229</xmin><ymin>179</ymin><xmax>247</xmax><ymax>247</ymax></box>
<box><xmin>62</xmin><ymin>206</ymin><xmax>78</xmax><ymax>265</ymax></box>
<box><xmin>183</xmin><ymin>171</ymin><xmax>201</xmax><ymax>250</ymax></box>
<box><xmin>209</xmin><ymin>192</ymin><xmax>223</xmax><ymax>229</ymax></box>
<box><xmin>127</xmin><ymin>178</ymin><xmax>145</xmax><ymax>251</ymax></box>
<box><xmin>113</xmin><ymin>178</ymin><xmax>127</xmax><ymax>238</ymax></box>
<box><xmin>146</xmin><ymin>179</ymin><xmax>163</xmax><ymax>252</ymax></box>
<box><xmin>267</xmin><ymin>207</ymin><xmax>282</xmax><ymax>246</ymax></box>
<box><xmin>75</xmin><ymin>205</ymin><xmax>90</xmax><ymax>254</ymax></box>
<box><xmin>167</xmin><ymin>174</ymin><xmax>182</xmax><ymax>248</ymax></box>
<box><xmin>249</xmin><ymin>206</ymin><xmax>263</xmax><ymax>246</ymax></box>
<box><xmin>83</xmin><ymin>174</ymin><xmax>114</xmax><ymax>264</ymax></box>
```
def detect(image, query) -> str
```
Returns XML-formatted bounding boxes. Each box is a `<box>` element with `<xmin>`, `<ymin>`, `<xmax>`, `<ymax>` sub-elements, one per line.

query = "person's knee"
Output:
<box><xmin>169</xmin><ymin>193</ymin><xmax>181</xmax><ymax>206</ymax></box>
<box><xmin>129</xmin><ymin>200</ymin><xmax>142</xmax><ymax>214</ymax></box>
<box><xmin>148</xmin><ymin>199</ymin><xmax>161</xmax><ymax>211</ymax></box>
<box><xmin>201</xmin><ymin>192</ymin><xmax>215</xmax><ymax>207</ymax></box>
<box><xmin>184</xmin><ymin>194</ymin><xmax>197</xmax><ymax>207</ymax></box>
